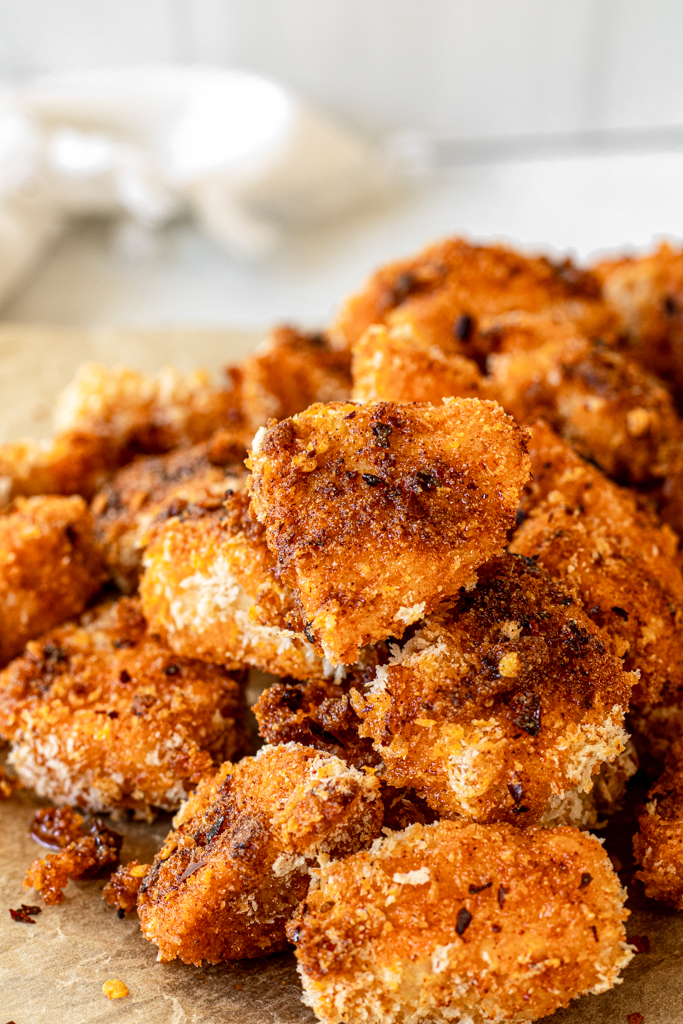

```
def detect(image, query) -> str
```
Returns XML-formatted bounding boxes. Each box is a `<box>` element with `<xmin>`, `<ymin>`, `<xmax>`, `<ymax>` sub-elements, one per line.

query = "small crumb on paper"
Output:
<box><xmin>102</xmin><ymin>979</ymin><xmax>129</xmax><ymax>999</ymax></box>
<box><xmin>627</xmin><ymin>1013</ymin><xmax>645</xmax><ymax>1024</ymax></box>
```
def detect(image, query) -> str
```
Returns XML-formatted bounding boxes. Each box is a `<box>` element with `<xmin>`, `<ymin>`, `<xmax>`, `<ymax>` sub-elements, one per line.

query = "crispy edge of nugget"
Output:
<box><xmin>91</xmin><ymin>430</ymin><xmax>247</xmax><ymax>592</ymax></box>
<box><xmin>137</xmin><ymin>743</ymin><xmax>383</xmax><ymax>964</ymax></box>
<box><xmin>0</xmin><ymin>494</ymin><xmax>105</xmax><ymax>667</ymax></box>
<box><xmin>350</xmin><ymin>553</ymin><xmax>635</xmax><ymax>825</ymax></box>
<box><xmin>240</xmin><ymin>325</ymin><xmax>352</xmax><ymax>432</ymax></box>
<box><xmin>510</xmin><ymin>421</ymin><xmax>683</xmax><ymax>707</ymax></box>
<box><xmin>485</xmin><ymin>312</ymin><xmax>681</xmax><ymax>485</ymax></box>
<box><xmin>248</xmin><ymin>399</ymin><xmax>531</xmax><ymax>664</ymax></box>
<box><xmin>351</xmin><ymin>323</ymin><xmax>485</xmax><ymax>404</ymax></box>
<box><xmin>595</xmin><ymin>241</ymin><xmax>683</xmax><ymax>399</ymax></box>
<box><xmin>287</xmin><ymin>820</ymin><xmax>633</xmax><ymax>1024</ymax></box>
<box><xmin>330</xmin><ymin>236</ymin><xmax>615</xmax><ymax>353</ymax></box>
<box><xmin>0</xmin><ymin>596</ymin><xmax>246</xmax><ymax>819</ymax></box>
<box><xmin>139</xmin><ymin>495</ymin><xmax>326</xmax><ymax>679</ymax></box>
<box><xmin>634</xmin><ymin>738</ymin><xmax>683</xmax><ymax>909</ymax></box>
<box><xmin>0</xmin><ymin>362</ymin><xmax>248</xmax><ymax>503</ymax></box>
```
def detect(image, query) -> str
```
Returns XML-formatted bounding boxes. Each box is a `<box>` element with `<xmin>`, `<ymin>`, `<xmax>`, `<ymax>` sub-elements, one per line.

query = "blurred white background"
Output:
<box><xmin>0</xmin><ymin>0</ymin><xmax>682</xmax><ymax>331</ymax></box>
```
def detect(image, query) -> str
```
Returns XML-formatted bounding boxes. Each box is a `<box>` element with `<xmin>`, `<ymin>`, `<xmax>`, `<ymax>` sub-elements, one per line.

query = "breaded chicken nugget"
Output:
<box><xmin>595</xmin><ymin>241</ymin><xmax>683</xmax><ymax>402</ymax></box>
<box><xmin>288</xmin><ymin>820</ymin><xmax>633</xmax><ymax>1024</ymax></box>
<box><xmin>139</xmin><ymin>495</ymin><xmax>326</xmax><ymax>679</ymax></box>
<box><xmin>510</xmin><ymin>421</ymin><xmax>683</xmax><ymax>707</ymax></box>
<box><xmin>91</xmin><ymin>430</ymin><xmax>247</xmax><ymax>592</ymax></box>
<box><xmin>486</xmin><ymin>313</ymin><xmax>681</xmax><ymax>485</ymax></box>
<box><xmin>350</xmin><ymin>553</ymin><xmax>635</xmax><ymax>824</ymax></box>
<box><xmin>0</xmin><ymin>362</ymin><xmax>246</xmax><ymax>503</ymax></box>
<box><xmin>331</xmin><ymin>236</ymin><xmax>615</xmax><ymax>353</ymax></box>
<box><xmin>240</xmin><ymin>325</ymin><xmax>352</xmax><ymax>432</ymax></box>
<box><xmin>0</xmin><ymin>495</ymin><xmax>105</xmax><ymax>667</ymax></box>
<box><xmin>351</xmin><ymin>323</ymin><xmax>485</xmax><ymax>404</ymax></box>
<box><xmin>248</xmin><ymin>399</ymin><xmax>531</xmax><ymax>664</ymax></box>
<box><xmin>633</xmin><ymin>738</ymin><xmax>683</xmax><ymax>908</ymax></box>
<box><xmin>0</xmin><ymin>597</ymin><xmax>245</xmax><ymax>819</ymax></box>
<box><xmin>137</xmin><ymin>742</ymin><xmax>383</xmax><ymax>964</ymax></box>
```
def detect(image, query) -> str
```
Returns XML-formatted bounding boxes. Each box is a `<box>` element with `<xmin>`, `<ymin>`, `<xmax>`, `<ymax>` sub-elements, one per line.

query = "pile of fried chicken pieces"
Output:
<box><xmin>4</xmin><ymin>238</ymin><xmax>683</xmax><ymax>1023</ymax></box>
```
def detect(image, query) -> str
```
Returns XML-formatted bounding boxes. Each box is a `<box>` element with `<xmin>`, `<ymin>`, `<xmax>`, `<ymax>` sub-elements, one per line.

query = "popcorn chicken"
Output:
<box><xmin>137</xmin><ymin>743</ymin><xmax>383</xmax><ymax>964</ymax></box>
<box><xmin>248</xmin><ymin>399</ymin><xmax>531</xmax><ymax>664</ymax></box>
<box><xmin>91</xmin><ymin>430</ymin><xmax>247</xmax><ymax>593</ymax></box>
<box><xmin>486</xmin><ymin>313</ymin><xmax>681</xmax><ymax>485</ymax></box>
<box><xmin>595</xmin><ymin>241</ymin><xmax>683</xmax><ymax>402</ymax></box>
<box><xmin>139</xmin><ymin>495</ymin><xmax>326</xmax><ymax>679</ymax></box>
<box><xmin>634</xmin><ymin>738</ymin><xmax>683</xmax><ymax>909</ymax></box>
<box><xmin>0</xmin><ymin>362</ymin><xmax>246</xmax><ymax>503</ymax></box>
<box><xmin>331</xmin><ymin>236</ymin><xmax>615</xmax><ymax>353</ymax></box>
<box><xmin>351</xmin><ymin>323</ymin><xmax>484</xmax><ymax>404</ymax></box>
<box><xmin>288</xmin><ymin>820</ymin><xmax>632</xmax><ymax>1024</ymax></box>
<box><xmin>240</xmin><ymin>325</ymin><xmax>352</xmax><ymax>432</ymax></box>
<box><xmin>0</xmin><ymin>597</ymin><xmax>246</xmax><ymax>819</ymax></box>
<box><xmin>351</xmin><ymin>553</ymin><xmax>635</xmax><ymax>824</ymax></box>
<box><xmin>0</xmin><ymin>495</ymin><xmax>105</xmax><ymax>667</ymax></box>
<box><xmin>510</xmin><ymin>421</ymin><xmax>683</xmax><ymax>707</ymax></box>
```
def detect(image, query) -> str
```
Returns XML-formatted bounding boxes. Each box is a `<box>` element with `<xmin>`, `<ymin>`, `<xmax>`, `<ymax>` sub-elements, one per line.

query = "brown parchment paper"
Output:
<box><xmin>0</xmin><ymin>324</ymin><xmax>682</xmax><ymax>1024</ymax></box>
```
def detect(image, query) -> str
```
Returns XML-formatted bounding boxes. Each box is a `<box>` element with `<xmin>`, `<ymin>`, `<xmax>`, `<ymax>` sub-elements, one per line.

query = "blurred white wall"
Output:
<box><xmin>0</xmin><ymin>0</ymin><xmax>682</xmax><ymax>144</ymax></box>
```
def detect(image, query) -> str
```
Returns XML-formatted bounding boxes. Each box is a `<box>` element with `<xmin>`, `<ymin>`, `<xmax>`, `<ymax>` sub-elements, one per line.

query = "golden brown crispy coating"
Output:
<box><xmin>0</xmin><ymin>362</ymin><xmax>247</xmax><ymax>503</ymax></box>
<box><xmin>331</xmin><ymin>236</ymin><xmax>615</xmax><ymax>354</ymax></box>
<box><xmin>486</xmin><ymin>313</ymin><xmax>681</xmax><ymax>485</ymax></box>
<box><xmin>351</xmin><ymin>323</ymin><xmax>485</xmax><ymax>404</ymax></box>
<box><xmin>103</xmin><ymin>860</ymin><xmax>151</xmax><ymax>915</ymax></box>
<box><xmin>240</xmin><ymin>325</ymin><xmax>352</xmax><ymax>432</ymax></box>
<box><xmin>91</xmin><ymin>430</ymin><xmax>247</xmax><ymax>593</ymax></box>
<box><xmin>139</xmin><ymin>495</ymin><xmax>326</xmax><ymax>679</ymax></box>
<box><xmin>595</xmin><ymin>241</ymin><xmax>683</xmax><ymax>402</ymax></box>
<box><xmin>0</xmin><ymin>495</ymin><xmax>106</xmax><ymax>667</ymax></box>
<box><xmin>24</xmin><ymin>814</ymin><xmax>123</xmax><ymax>905</ymax></box>
<box><xmin>350</xmin><ymin>553</ymin><xmax>635</xmax><ymax>825</ymax></box>
<box><xmin>288</xmin><ymin>820</ymin><xmax>633</xmax><ymax>1024</ymax></box>
<box><xmin>633</xmin><ymin>739</ymin><xmax>683</xmax><ymax>908</ymax></box>
<box><xmin>254</xmin><ymin>675</ymin><xmax>380</xmax><ymax>769</ymax></box>
<box><xmin>248</xmin><ymin>399</ymin><xmax>531</xmax><ymax>664</ymax></box>
<box><xmin>510</xmin><ymin>421</ymin><xmax>683</xmax><ymax>707</ymax></box>
<box><xmin>137</xmin><ymin>743</ymin><xmax>383</xmax><ymax>964</ymax></box>
<box><xmin>0</xmin><ymin>597</ymin><xmax>246</xmax><ymax>818</ymax></box>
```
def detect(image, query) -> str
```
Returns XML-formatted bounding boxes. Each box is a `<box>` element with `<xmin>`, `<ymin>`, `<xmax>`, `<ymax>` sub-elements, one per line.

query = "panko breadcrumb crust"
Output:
<box><xmin>485</xmin><ymin>312</ymin><xmax>682</xmax><ymax>487</ymax></box>
<box><xmin>511</xmin><ymin>421</ymin><xmax>683</xmax><ymax>707</ymax></box>
<box><xmin>248</xmin><ymin>398</ymin><xmax>531</xmax><ymax>663</ymax></box>
<box><xmin>91</xmin><ymin>429</ymin><xmax>247</xmax><ymax>593</ymax></box>
<box><xmin>139</xmin><ymin>493</ymin><xmax>326</xmax><ymax>679</ymax></box>
<box><xmin>330</xmin><ymin>237</ymin><xmax>615</xmax><ymax>354</ymax></box>
<box><xmin>0</xmin><ymin>597</ymin><xmax>246</xmax><ymax>819</ymax></box>
<box><xmin>633</xmin><ymin>738</ymin><xmax>683</xmax><ymax>908</ymax></box>
<box><xmin>594</xmin><ymin>241</ymin><xmax>683</xmax><ymax>403</ymax></box>
<box><xmin>351</xmin><ymin>553</ymin><xmax>635</xmax><ymax>824</ymax></box>
<box><xmin>0</xmin><ymin>494</ymin><xmax>105</xmax><ymax>667</ymax></box>
<box><xmin>137</xmin><ymin>743</ymin><xmax>383</xmax><ymax>964</ymax></box>
<box><xmin>288</xmin><ymin>820</ymin><xmax>633</xmax><ymax>1024</ymax></box>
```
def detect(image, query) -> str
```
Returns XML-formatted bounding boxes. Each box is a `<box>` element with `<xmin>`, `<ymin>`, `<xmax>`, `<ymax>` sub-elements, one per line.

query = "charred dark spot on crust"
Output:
<box><xmin>514</xmin><ymin>507</ymin><xmax>526</xmax><ymax>529</ymax></box>
<box><xmin>456</xmin><ymin>907</ymin><xmax>472</xmax><ymax>936</ymax></box>
<box><xmin>414</xmin><ymin>470</ymin><xmax>441</xmax><ymax>492</ymax></box>
<box><xmin>509</xmin><ymin>690</ymin><xmax>542</xmax><ymax>737</ymax></box>
<box><xmin>163</xmin><ymin>664</ymin><xmax>181</xmax><ymax>676</ymax></box>
<box><xmin>497</xmin><ymin>885</ymin><xmax>509</xmax><ymax>908</ymax></box>
<box><xmin>205</xmin><ymin>815</ymin><xmax>227</xmax><ymax>844</ymax></box>
<box><xmin>362</xmin><ymin>474</ymin><xmax>383</xmax><ymax>487</ymax></box>
<box><xmin>131</xmin><ymin>693</ymin><xmax>156</xmax><ymax>717</ymax></box>
<box><xmin>119</xmin><ymin>669</ymin><xmax>131</xmax><ymax>683</ymax></box>
<box><xmin>108</xmin><ymin>710</ymin><xmax>119</xmax><ymax>719</ymax></box>
<box><xmin>113</xmin><ymin>638</ymin><xmax>135</xmax><ymax>650</ymax></box>
<box><xmin>663</xmin><ymin>295</ymin><xmax>679</xmax><ymax>316</ymax></box>
<box><xmin>580</xmin><ymin>872</ymin><xmax>593</xmax><ymax>888</ymax></box>
<box><xmin>507</xmin><ymin>783</ymin><xmax>524</xmax><ymax>806</ymax></box>
<box><xmin>590</xmin><ymin>925</ymin><xmax>599</xmax><ymax>942</ymax></box>
<box><xmin>117</xmin><ymin>907</ymin><xmax>125</xmax><ymax>919</ymax></box>
<box><xmin>454</xmin><ymin>313</ymin><xmax>474</xmax><ymax>342</ymax></box>
<box><xmin>371</xmin><ymin>422</ymin><xmax>393</xmax><ymax>448</ymax></box>
<box><xmin>557</xmin><ymin>595</ymin><xmax>575</xmax><ymax>606</ymax></box>
<box><xmin>303</xmin><ymin>622</ymin><xmax>316</xmax><ymax>644</ymax></box>
<box><xmin>468</xmin><ymin>881</ymin><xmax>492</xmax><ymax>894</ymax></box>
<box><xmin>611</xmin><ymin>606</ymin><xmax>629</xmax><ymax>621</ymax></box>
<box><xmin>388</xmin><ymin>271</ymin><xmax>419</xmax><ymax>306</ymax></box>
<box><xmin>42</xmin><ymin>642</ymin><xmax>66</xmax><ymax>663</ymax></box>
